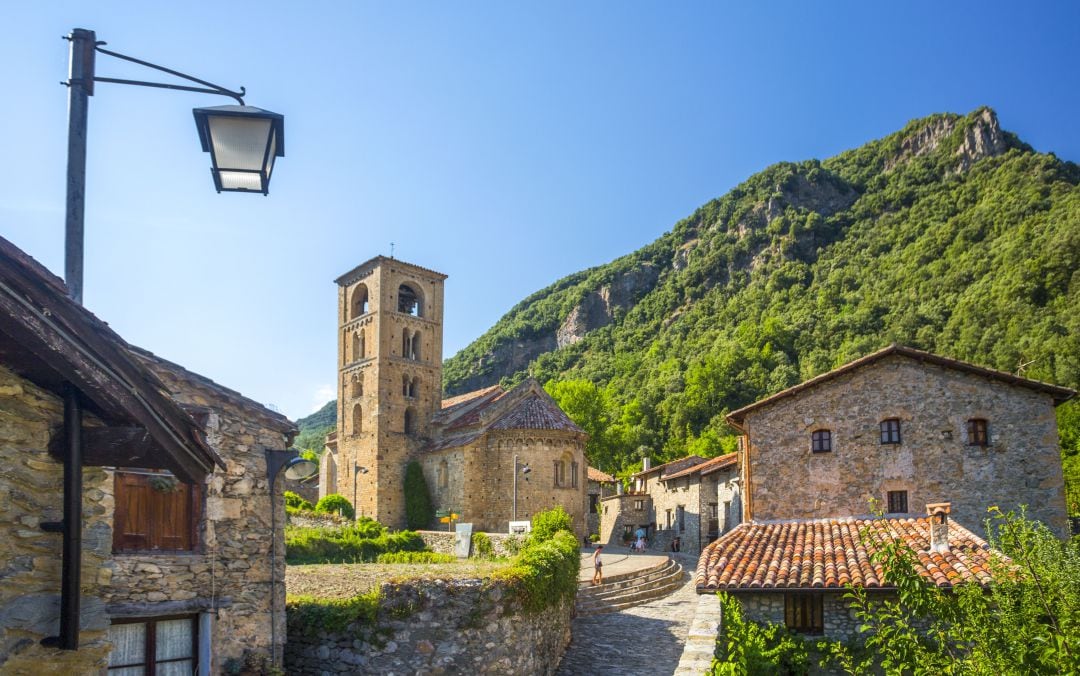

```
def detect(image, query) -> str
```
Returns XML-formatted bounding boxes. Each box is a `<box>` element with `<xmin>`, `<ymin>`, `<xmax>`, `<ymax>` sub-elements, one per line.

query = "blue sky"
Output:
<box><xmin>2</xmin><ymin>2</ymin><xmax>1078</xmax><ymax>420</ymax></box>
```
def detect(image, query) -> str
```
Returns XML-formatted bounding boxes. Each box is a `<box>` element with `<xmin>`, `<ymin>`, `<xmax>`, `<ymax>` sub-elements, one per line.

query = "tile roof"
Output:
<box><xmin>490</xmin><ymin>394</ymin><xmax>585</xmax><ymax>432</ymax></box>
<box><xmin>696</xmin><ymin>515</ymin><xmax>996</xmax><ymax>592</ymax></box>
<box><xmin>441</xmin><ymin>384</ymin><xmax>503</xmax><ymax>410</ymax></box>
<box><xmin>663</xmin><ymin>452</ymin><xmax>738</xmax><ymax>481</ymax></box>
<box><xmin>728</xmin><ymin>345</ymin><xmax>1075</xmax><ymax>425</ymax></box>
<box><xmin>631</xmin><ymin>455</ymin><xmax>707</xmax><ymax>479</ymax></box>
<box><xmin>588</xmin><ymin>467</ymin><xmax>617</xmax><ymax>483</ymax></box>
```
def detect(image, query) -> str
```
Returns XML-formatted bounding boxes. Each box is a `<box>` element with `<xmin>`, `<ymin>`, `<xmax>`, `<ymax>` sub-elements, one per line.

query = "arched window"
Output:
<box><xmin>438</xmin><ymin>459</ymin><xmax>449</xmax><ymax>489</ymax></box>
<box><xmin>397</xmin><ymin>283</ymin><xmax>423</xmax><ymax>317</ymax></box>
<box><xmin>351</xmin><ymin>332</ymin><xmax>360</xmax><ymax>362</ymax></box>
<box><xmin>351</xmin><ymin>377</ymin><xmax>363</xmax><ymax>399</ymax></box>
<box><xmin>404</xmin><ymin>407</ymin><xmax>416</xmax><ymax>436</ymax></box>
<box><xmin>410</xmin><ymin>377</ymin><xmax>420</xmax><ymax>400</ymax></box>
<box><xmin>402</xmin><ymin>374</ymin><xmax>410</xmax><ymax>396</ymax></box>
<box><xmin>350</xmin><ymin>283</ymin><xmax>369</xmax><ymax>319</ymax></box>
<box><xmin>351</xmin><ymin>403</ymin><xmax>362</xmax><ymax>435</ymax></box>
<box><xmin>411</xmin><ymin>330</ymin><xmax>421</xmax><ymax>361</ymax></box>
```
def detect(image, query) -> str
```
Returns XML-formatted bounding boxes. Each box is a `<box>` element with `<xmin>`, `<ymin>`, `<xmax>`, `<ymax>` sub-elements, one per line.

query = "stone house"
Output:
<box><xmin>726</xmin><ymin>345</ymin><xmax>1073</xmax><ymax>537</ymax></box>
<box><xmin>696</xmin><ymin>503</ymin><xmax>995</xmax><ymax>640</ymax></box>
<box><xmin>585</xmin><ymin>466</ymin><xmax>616</xmax><ymax>538</ymax></box>
<box><xmin>323</xmin><ymin>256</ymin><xmax>589</xmax><ymax>535</ymax></box>
<box><xmin>599</xmin><ymin>453</ymin><xmax>740</xmax><ymax>554</ymax></box>
<box><xmin>0</xmin><ymin>236</ymin><xmax>298</xmax><ymax>674</ymax></box>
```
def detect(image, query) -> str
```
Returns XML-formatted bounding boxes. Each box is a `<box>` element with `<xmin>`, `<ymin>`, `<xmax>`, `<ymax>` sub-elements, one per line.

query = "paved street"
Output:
<box><xmin>557</xmin><ymin>553</ymin><xmax>702</xmax><ymax>676</ymax></box>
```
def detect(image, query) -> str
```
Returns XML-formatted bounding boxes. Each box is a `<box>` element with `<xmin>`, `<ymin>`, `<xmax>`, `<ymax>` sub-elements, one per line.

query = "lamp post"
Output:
<box><xmin>511</xmin><ymin>455</ymin><xmax>531</xmax><ymax>521</ymax></box>
<box><xmin>265</xmin><ymin>451</ymin><xmax>318</xmax><ymax>667</ymax></box>
<box><xmin>353</xmin><ymin>462</ymin><xmax>369</xmax><ymax>519</ymax></box>
<box><xmin>47</xmin><ymin>28</ymin><xmax>285</xmax><ymax>652</ymax></box>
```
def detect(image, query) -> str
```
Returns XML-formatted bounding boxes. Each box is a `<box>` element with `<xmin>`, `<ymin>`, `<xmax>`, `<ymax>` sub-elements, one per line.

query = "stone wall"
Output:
<box><xmin>0</xmin><ymin>366</ymin><xmax>111</xmax><ymax>674</ymax></box>
<box><xmin>743</xmin><ymin>354</ymin><xmax>1069</xmax><ymax>537</ymax></box>
<box><xmin>651</xmin><ymin>476</ymin><xmax>704</xmax><ymax>553</ymax></box>
<box><xmin>417</xmin><ymin>530</ymin><xmax>525</xmax><ymax>558</ymax></box>
<box><xmin>285</xmin><ymin>577</ymin><xmax>573</xmax><ymax>675</ymax></box>
<box><xmin>736</xmin><ymin>591</ymin><xmax>867</xmax><ymax>641</ymax></box>
<box><xmin>599</xmin><ymin>493</ymin><xmax>652</xmax><ymax>546</ymax></box>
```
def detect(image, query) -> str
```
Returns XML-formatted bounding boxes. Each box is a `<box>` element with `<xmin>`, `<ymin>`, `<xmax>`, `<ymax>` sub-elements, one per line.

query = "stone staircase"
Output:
<box><xmin>576</xmin><ymin>557</ymin><xmax>687</xmax><ymax>616</ymax></box>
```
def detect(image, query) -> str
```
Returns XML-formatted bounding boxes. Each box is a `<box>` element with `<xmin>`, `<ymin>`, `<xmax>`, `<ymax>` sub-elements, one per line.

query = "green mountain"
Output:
<box><xmin>440</xmin><ymin>108</ymin><xmax>1080</xmax><ymax>507</ymax></box>
<box><xmin>293</xmin><ymin>399</ymin><xmax>335</xmax><ymax>453</ymax></box>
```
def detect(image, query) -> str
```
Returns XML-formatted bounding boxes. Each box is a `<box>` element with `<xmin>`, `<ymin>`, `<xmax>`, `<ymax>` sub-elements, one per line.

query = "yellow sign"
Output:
<box><xmin>439</xmin><ymin>513</ymin><xmax>460</xmax><ymax>523</ymax></box>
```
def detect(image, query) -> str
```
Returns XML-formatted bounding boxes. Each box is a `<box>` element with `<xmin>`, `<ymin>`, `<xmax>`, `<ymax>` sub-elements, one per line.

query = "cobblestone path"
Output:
<box><xmin>556</xmin><ymin>561</ymin><xmax>701</xmax><ymax>676</ymax></box>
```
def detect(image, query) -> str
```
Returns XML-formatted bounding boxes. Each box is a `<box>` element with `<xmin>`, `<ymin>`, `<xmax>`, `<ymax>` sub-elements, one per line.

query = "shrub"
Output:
<box><xmin>589</xmin><ymin>533</ymin><xmax>600</xmax><ymax>543</ymax></box>
<box><xmin>315</xmin><ymin>493</ymin><xmax>354</xmax><ymax>520</ymax></box>
<box><xmin>286</xmin><ymin>589</ymin><xmax>381</xmax><ymax>638</ymax></box>
<box><xmin>472</xmin><ymin>532</ymin><xmax>494</xmax><ymax>559</ymax></box>
<box><xmin>530</xmin><ymin>505</ymin><xmax>572</xmax><ymax>543</ymax></box>
<box><xmin>284</xmin><ymin>490</ymin><xmax>314</xmax><ymax>511</ymax></box>
<box><xmin>712</xmin><ymin>592</ymin><xmax>809</xmax><ymax>674</ymax></box>
<box><xmin>376</xmin><ymin>551</ymin><xmax>456</xmax><ymax>564</ymax></box>
<box><xmin>285</xmin><ymin>521</ymin><xmax>425</xmax><ymax>564</ymax></box>
<box><xmin>404</xmin><ymin>461</ymin><xmax>434</xmax><ymax>530</ymax></box>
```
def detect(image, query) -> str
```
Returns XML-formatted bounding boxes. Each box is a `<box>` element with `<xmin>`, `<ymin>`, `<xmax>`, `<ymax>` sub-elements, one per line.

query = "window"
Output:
<box><xmin>622</xmin><ymin>524</ymin><xmax>633</xmax><ymax>538</ymax></box>
<box><xmin>114</xmin><ymin>472</ymin><xmax>201</xmax><ymax>553</ymax></box>
<box><xmin>350</xmin><ymin>283</ymin><xmax>369</xmax><ymax>318</ymax></box>
<box><xmin>880</xmin><ymin>418</ymin><xmax>901</xmax><ymax>445</ymax></box>
<box><xmin>665</xmin><ymin>509</ymin><xmax>673</xmax><ymax>530</ymax></box>
<box><xmin>571</xmin><ymin>461</ymin><xmax>579</xmax><ymax>488</ymax></box>
<box><xmin>351</xmin><ymin>403</ymin><xmax>362</xmax><ymax>435</ymax></box>
<box><xmin>677</xmin><ymin>505</ymin><xmax>685</xmax><ymax>533</ymax></box>
<box><xmin>397</xmin><ymin>283</ymin><xmax>422</xmax><ymax>316</ymax></box>
<box><xmin>589</xmin><ymin>494</ymin><xmax>599</xmax><ymax>513</ymax></box>
<box><xmin>887</xmin><ymin>490</ymin><xmax>908</xmax><ymax>514</ymax></box>
<box><xmin>811</xmin><ymin>429</ymin><xmax>832</xmax><ymax>453</ymax></box>
<box><xmin>709</xmin><ymin>503</ymin><xmax>718</xmax><ymax>519</ymax></box>
<box><xmin>967</xmin><ymin>418</ymin><xmax>988</xmax><ymax>446</ymax></box>
<box><xmin>403</xmin><ymin>407</ymin><xmax>416</xmax><ymax>436</ymax></box>
<box><xmin>350</xmin><ymin>376</ymin><xmax>363</xmax><ymax>399</ymax></box>
<box><xmin>784</xmin><ymin>593</ymin><xmax>824</xmax><ymax>634</ymax></box>
<box><xmin>108</xmin><ymin>615</ymin><xmax>197</xmax><ymax>674</ymax></box>
<box><xmin>634</xmin><ymin>499</ymin><xmax>645</xmax><ymax>511</ymax></box>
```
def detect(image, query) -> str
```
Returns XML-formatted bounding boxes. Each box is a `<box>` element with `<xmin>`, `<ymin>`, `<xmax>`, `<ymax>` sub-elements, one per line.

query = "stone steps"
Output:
<box><xmin>577</xmin><ymin>557</ymin><xmax>670</xmax><ymax>589</ymax></box>
<box><xmin>576</xmin><ymin>560</ymin><xmax>687</xmax><ymax>616</ymax></box>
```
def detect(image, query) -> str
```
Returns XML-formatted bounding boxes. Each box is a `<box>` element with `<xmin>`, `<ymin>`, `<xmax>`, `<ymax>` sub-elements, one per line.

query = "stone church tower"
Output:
<box><xmin>332</xmin><ymin>256</ymin><xmax>447</xmax><ymax>528</ymax></box>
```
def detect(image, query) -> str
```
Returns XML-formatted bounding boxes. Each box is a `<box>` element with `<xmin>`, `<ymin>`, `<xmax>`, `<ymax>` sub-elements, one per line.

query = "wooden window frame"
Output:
<box><xmin>887</xmin><ymin>490</ymin><xmax>908</xmax><ymax>514</ymax></box>
<box><xmin>880</xmin><ymin>418</ymin><xmax>902</xmax><ymax>445</ymax></box>
<box><xmin>784</xmin><ymin>593</ymin><xmax>824</xmax><ymax>634</ymax></box>
<box><xmin>967</xmin><ymin>418</ymin><xmax>989</xmax><ymax>446</ymax></box>
<box><xmin>113</xmin><ymin>470</ymin><xmax>202</xmax><ymax>554</ymax></box>
<box><xmin>108</xmin><ymin>614</ymin><xmax>199</xmax><ymax>674</ymax></box>
<box><xmin>811</xmin><ymin>429</ymin><xmax>832</xmax><ymax>454</ymax></box>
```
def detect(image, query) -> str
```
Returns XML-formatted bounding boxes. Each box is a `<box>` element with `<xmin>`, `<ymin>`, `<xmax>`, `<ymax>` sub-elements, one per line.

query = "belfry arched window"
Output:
<box><xmin>351</xmin><ymin>403</ymin><xmax>363</xmax><ymax>435</ymax></box>
<box><xmin>350</xmin><ymin>283</ymin><xmax>369</xmax><ymax>319</ymax></box>
<box><xmin>397</xmin><ymin>283</ymin><xmax>423</xmax><ymax>317</ymax></box>
<box><xmin>404</xmin><ymin>407</ymin><xmax>417</xmax><ymax>436</ymax></box>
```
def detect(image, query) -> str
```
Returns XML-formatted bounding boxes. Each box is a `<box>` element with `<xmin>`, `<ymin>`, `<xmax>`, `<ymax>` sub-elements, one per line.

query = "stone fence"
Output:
<box><xmin>284</xmin><ymin>577</ymin><xmax>572</xmax><ymax>674</ymax></box>
<box><xmin>417</xmin><ymin>530</ymin><xmax>525</xmax><ymax>558</ymax></box>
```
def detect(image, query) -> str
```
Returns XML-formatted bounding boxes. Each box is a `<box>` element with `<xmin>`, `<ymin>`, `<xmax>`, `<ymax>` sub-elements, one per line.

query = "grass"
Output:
<box><xmin>286</xmin><ymin>560</ymin><xmax>511</xmax><ymax>600</ymax></box>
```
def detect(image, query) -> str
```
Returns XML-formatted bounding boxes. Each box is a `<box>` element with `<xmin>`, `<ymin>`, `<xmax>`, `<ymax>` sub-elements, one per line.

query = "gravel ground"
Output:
<box><xmin>285</xmin><ymin>561</ymin><xmax>509</xmax><ymax>599</ymax></box>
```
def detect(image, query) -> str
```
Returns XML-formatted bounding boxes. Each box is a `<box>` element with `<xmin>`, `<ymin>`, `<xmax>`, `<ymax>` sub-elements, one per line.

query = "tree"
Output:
<box><xmin>404</xmin><ymin>461</ymin><xmax>434</xmax><ymax>530</ymax></box>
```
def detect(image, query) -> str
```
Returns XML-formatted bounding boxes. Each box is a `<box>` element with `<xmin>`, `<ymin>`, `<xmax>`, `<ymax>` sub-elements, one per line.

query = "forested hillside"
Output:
<box><xmin>440</xmin><ymin>108</ymin><xmax>1080</xmax><ymax>507</ymax></box>
<box><xmin>297</xmin><ymin>108</ymin><xmax>1079</xmax><ymax>512</ymax></box>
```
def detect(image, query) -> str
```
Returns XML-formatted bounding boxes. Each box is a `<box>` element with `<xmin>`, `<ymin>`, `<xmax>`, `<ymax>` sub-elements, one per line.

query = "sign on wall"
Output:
<box><xmin>509</xmin><ymin>520</ymin><xmax>532</xmax><ymax>535</ymax></box>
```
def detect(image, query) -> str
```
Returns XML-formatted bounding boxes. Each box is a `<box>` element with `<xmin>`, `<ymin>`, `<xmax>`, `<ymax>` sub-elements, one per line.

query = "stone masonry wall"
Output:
<box><xmin>651</xmin><ymin>477</ymin><xmax>703</xmax><ymax>553</ymax></box>
<box><xmin>0</xmin><ymin>366</ymin><xmax>112</xmax><ymax>675</ymax></box>
<box><xmin>417</xmin><ymin>530</ymin><xmax>525</xmax><ymax>558</ymax></box>
<box><xmin>599</xmin><ymin>493</ymin><xmax>652</xmax><ymax>546</ymax></box>
<box><xmin>736</xmin><ymin>591</ymin><xmax>868</xmax><ymax>641</ymax></box>
<box><xmin>744</xmin><ymin>355</ymin><xmax>1069</xmax><ymax>537</ymax></box>
<box><xmin>285</xmin><ymin>577</ymin><xmax>573</xmax><ymax>675</ymax></box>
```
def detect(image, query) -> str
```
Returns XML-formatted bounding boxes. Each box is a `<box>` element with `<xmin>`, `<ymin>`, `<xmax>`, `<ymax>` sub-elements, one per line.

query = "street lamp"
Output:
<box><xmin>512</xmin><ymin>455</ymin><xmax>531</xmax><ymax>521</ymax></box>
<box><xmin>353</xmin><ymin>463</ymin><xmax>369</xmax><ymax>519</ymax></box>
<box><xmin>193</xmin><ymin>105</ymin><xmax>285</xmax><ymax>194</ymax></box>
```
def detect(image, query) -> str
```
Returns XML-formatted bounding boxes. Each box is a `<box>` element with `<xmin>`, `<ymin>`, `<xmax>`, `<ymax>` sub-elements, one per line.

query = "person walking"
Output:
<box><xmin>592</xmin><ymin>545</ymin><xmax>604</xmax><ymax>586</ymax></box>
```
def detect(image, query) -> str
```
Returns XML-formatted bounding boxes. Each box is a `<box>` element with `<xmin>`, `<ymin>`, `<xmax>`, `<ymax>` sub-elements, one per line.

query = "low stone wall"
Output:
<box><xmin>286</xmin><ymin>510</ymin><xmax>348</xmax><ymax>529</ymax></box>
<box><xmin>285</xmin><ymin>577</ymin><xmax>572</xmax><ymax>675</ymax></box>
<box><xmin>417</xmin><ymin>530</ymin><xmax>524</xmax><ymax>558</ymax></box>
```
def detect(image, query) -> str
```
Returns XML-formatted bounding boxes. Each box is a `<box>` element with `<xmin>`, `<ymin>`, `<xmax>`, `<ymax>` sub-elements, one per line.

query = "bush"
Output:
<box><xmin>530</xmin><ymin>505</ymin><xmax>572</xmax><ymax>543</ymax></box>
<box><xmin>712</xmin><ymin>592</ymin><xmax>809</xmax><ymax>675</ymax></box>
<box><xmin>315</xmin><ymin>493</ymin><xmax>354</xmax><ymax>520</ymax></box>
<box><xmin>471</xmin><ymin>532</ymin><xmax>494</xmax><ymax>559</ymax></box>
<box><xmin>286</xmin><ymin>589</ymin><xmax>381</xmax><ymax>638</ymax></box>
<box><xmin>589</xmin><ymin>533</ymin><xmax>600</xmax><ymax>543</ymax></box>
<box><xmin>285</xmin><ymin>521</ymin><xmax>426</xmax><ymax>564</ymax></box>
<box><xmin>284</xmin><ymin>490</ymin><xmax>314</xmax><ymax>511</ymax></box>
<box><xmin>404</xmin><ymin>461</ymin><xmax>434</xmax><ymax>530</ymax></box>
<box><xmin>376</xmin><ymin>551</ymin><xmax>456</xmax><ymax>564</ymax></box>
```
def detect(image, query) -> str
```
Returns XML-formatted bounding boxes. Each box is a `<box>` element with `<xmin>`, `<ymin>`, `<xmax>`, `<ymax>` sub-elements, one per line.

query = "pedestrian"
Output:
<box><xmin>592</xmin><ymin>545</ymin><xmax>604</xmax><ymax>586</ymax></box>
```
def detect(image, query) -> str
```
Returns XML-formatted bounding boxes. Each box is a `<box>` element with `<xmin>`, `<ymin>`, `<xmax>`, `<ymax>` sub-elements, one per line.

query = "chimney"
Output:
<box><xmin>642</xmin><ymin>457</ymin><xmax>651</xmax><ymax>472</ymax></box>
<box><xmin>926</xmin><ymin>502</ymin><xmax>951</xmax><ymax>553</ymax></box>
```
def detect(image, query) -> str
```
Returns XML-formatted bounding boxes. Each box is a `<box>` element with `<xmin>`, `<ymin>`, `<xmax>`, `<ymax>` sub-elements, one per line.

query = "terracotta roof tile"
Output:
<box><xmin>696</xmin><ymin>515</ymin><xmax>997</xmax><ymax>592</ymax></box>
<box><xmin>588</xmin><ymin>467</ymin><xmax>616</xmax><ymax>483</ymax></box>
<box><xmin>631</xmin><ymin>455</ymin><xmax>707</xmax><ymax>479</ymax></box>
<box><xmin>664</xmin><ymin>452</ymin><xmax>738</xmax><ymax>480</ymax></box>
<box><xmin>441</xmin><ymin>384</ymin><xmax>503</xmax><ymax>410</ymax></box>
<box><xmin>490</xmin><ymin>395</ymin><xmax>585</xmax><ymax>432</ymax></box>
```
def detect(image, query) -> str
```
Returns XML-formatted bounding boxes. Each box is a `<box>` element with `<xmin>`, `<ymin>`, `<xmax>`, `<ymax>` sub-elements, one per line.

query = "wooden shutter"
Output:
<box><xmin>114</xmin><ymin>473</ymin><xmax>152</xmax><ymax>552</ymax></box>
<box><xmin>114</xmin><ymin>472</ymin><xmax>201</xmax><ymax>553</ymax></box>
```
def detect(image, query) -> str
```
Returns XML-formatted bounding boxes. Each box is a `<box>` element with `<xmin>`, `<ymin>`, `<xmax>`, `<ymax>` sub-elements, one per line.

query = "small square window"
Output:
<box><xmin>784</xmin><ymin>593</ymin><xmax>823</xmax><ymax>634</ymax></box>
<box><xmin>880</xmin><ymin>418</ymin><xmax>902</xmax><ymax>445</ymax></box>
<box><xmin>967</xmin><ymin>419</ymin><xmax>988</xmax><ymax>446</ymax></box>
<box><xmin>887</xmin><ymin>490</ymin><xmax>908</xmax><ymax>514</ymax></box>
<box><xmin>634</xmin><ymin>499</ymin><xmax>645</xmax><ymax>511</ymax></box>
<box><xmin>811</xmin><ymin>429</ymin><xmax>832</xmax><ymax>453</ymax></box>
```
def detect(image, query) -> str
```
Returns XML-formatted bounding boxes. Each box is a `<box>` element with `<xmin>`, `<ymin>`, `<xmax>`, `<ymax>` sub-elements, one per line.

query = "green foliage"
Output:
<box><xmin>285</xmin><ymin>519</ymin><xmax>426</xmax><ymax>564</ymax></box>
<box><xmin>375</xmin><ymin>551</ymin><xmax>456</xmax><ymax>564</ymax></box>
<box><xmin>441</xmin><ymin>108</ymin><xmax>1080</xmax><ymax>493</ymax></box>
<box><xmin>286</xmin><ymin>589</ymin><xmax>381</xmax><ymax>638</ymax></box>
<box><xmin>819</xmin><ymin>508</ymin><xmax>1080</xmax><ymax>674</ymax></box>
<box><xmin>529</xmin><ymin>505</ymin><xmax>572</xmax><ymax>544</ymax></box>
<box><xmin>403</xmin><ymin>461</ymin><xmax>434</xmax><ymax>530</ymax></box>
<box><xmin>471</xmin><ymin>531</ymin><xmax>495</xmax><ymax>559</ymax></box>
<box><xmin>315</xmin><ymin>493</ymin><xmax>355</xmax><ymax>520</ymax></box>
<box><xmin>284</xmin><ymin>490</ymin><xmax>314</xmax><ymax>511</ymax></box>
<box><xmin>711</xmin><ymin>592</ymin><xmax>810</xmax><ymax>675</ymax></box>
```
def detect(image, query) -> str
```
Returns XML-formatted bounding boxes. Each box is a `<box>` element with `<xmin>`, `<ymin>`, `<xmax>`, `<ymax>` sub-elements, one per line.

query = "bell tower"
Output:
<box><xmin>333</xmin><ymin>256</ymin><xmax>447</xmax><ymax>528</ymax></box>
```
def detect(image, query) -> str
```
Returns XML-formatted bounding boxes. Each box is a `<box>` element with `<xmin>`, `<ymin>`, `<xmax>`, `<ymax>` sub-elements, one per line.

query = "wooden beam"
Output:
<box><xmin>48</xmin><ymin>426</ymin><xmax>174</xmax><ymax>471</ymax></box>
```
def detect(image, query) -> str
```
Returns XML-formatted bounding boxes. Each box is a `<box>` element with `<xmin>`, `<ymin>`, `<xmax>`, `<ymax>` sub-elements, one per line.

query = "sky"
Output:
<box><xmin>1</xmin><ymin>2</ymin><xmax>1078</xmax><ymax>421</ymax></box>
